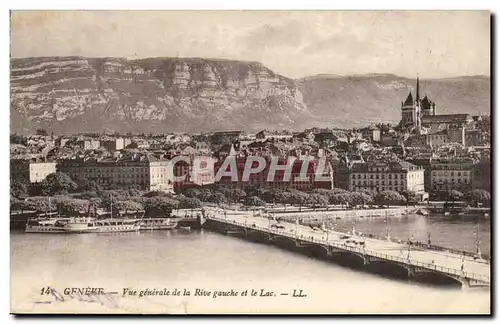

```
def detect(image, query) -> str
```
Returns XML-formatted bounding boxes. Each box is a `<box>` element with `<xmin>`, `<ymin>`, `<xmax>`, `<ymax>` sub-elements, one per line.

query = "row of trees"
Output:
<box><xmin>431</xmin><ymin>189</ymin><xmax>491</xmax><ymax>207</ymax></box>
<box><xmin>11</xmin><ymin>172</ymin><xmax>104</xmax><ymax>200</ymax></box>
<box><xmin>11</xmin><ymin>189</ymin><xmax>203</xmax><ymax>217</ymax></box>
<box><xmin>180</xmin><ymin>186</ymin><xmax>414</xmax><ymax>210</ymax></box>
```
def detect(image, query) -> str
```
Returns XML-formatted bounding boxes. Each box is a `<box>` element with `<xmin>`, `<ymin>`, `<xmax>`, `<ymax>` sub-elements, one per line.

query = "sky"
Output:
<box><xmin>10</xmin><ymin>10</ymin><xmax>491</xmax><ymax>79</ymax></box>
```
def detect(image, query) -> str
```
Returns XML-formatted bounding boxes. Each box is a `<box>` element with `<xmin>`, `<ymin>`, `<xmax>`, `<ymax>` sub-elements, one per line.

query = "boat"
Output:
<box><xmin>72</xmin><ymin>217</ymin><xmax>142</xmax><ymax>233</ymax></box>
<box><xmin>25</xmin><ymin>217</ymin><xmax>70</xmax><ymax>233</ymax></box>
<box><xmin>26</xmin><ymin>194</ymin><xmax>143</xmax><ymax>234</ymax></box>
<box><xmin>24</xmin><ymin>197</ymin><xmax>69</xmax><ymax>233</ymax></box>
<box><xmin>140</xmin><ymin>217</ymin><xmax>178</xmax><ymax>230</ymax></box>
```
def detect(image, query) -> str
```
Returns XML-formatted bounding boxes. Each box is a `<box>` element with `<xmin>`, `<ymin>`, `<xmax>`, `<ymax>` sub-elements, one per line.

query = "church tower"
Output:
<box><xmin>400</xmin><ymin>76</ymin><xmax>422</xmax><ymax>128</ymax></box>
<box><xmin>401</xmin><ymin>92</ymin><xmax>415</xmax><ymax>126</ymax></box>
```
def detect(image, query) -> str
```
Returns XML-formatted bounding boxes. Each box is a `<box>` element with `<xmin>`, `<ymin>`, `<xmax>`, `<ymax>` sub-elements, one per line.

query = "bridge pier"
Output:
<box><xmin>405</xmin><ymin>265</ymin><xmax>415</xmax><ymax>278</ymax></box>
<box><xmin>460</xmin><ymin>277</ymin><xmax>470</xmax><ymax>290</ymax></box>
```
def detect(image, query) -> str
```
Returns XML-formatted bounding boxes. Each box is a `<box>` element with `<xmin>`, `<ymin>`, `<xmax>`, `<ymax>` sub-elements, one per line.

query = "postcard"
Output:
<box><xmin>10</xmin><ymin>10</ymin><xmax>491</xmax><ymax>314</ymax></box>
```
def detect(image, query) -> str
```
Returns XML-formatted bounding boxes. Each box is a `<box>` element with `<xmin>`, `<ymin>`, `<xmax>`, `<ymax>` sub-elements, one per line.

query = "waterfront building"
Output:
<box><xmin>428</xmin><ymin>158</ymin><xmax>475</xmax><ymax>193</ymax></box>
<box><xmin>11</xmin><ymin>159</ymin><xmax>57</xmax><ymax>183</ymax></box>
<box><xmin>345</xmin><ymin>160</ymin><xmax>426</xmax><ymax>196</ymax></box>
<box><xmin>172</xmin><ymin>156</ymin><xmax>216</xmax><ymax>193</ymax></box>
<box><xmin>214</xmin><ymin>156</ymin><xmax>334</xmax><ymax>191</ymax></box>
<box><xmin>57</xmin><ymin>154</ymin><xmax>173</xmax><ymax>192</ymax></box>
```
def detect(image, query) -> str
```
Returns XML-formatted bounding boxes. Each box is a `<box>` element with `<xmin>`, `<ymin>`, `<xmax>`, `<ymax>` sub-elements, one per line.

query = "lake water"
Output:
<box><xmin>10</xmin><ymin>215</ymin><xmax>490</xmax><ymax>314</ymax></box>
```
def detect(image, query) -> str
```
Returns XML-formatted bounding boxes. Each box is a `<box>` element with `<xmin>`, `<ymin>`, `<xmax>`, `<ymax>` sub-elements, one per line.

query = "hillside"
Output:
<box><xmin>297</xmin><ymin>74</ymin><xmax>490</xmax><ymax>128</ymax></box>
<box><xmin>10</xmin><ymin>57</ymin><xmax>490</xmax><ymax>134</ymax></box>
<box><xmin>10</xmin><ymin>56</ymin><xmax>311</xmax><ymax>134</ymax></box>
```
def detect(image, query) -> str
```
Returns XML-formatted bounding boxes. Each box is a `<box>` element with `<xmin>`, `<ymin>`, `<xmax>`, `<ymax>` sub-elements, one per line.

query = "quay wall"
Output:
<box><xmin>268</xmin><ymin>208</ymin><xmax>411</xmax><ymax>223</ymax></box>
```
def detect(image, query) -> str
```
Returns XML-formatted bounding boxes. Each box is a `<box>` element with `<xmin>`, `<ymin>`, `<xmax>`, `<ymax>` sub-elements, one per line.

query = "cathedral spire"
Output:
<box><xmin>416</xmin><ymin>74</ymin><xmax>420</xmax><ymax>102</ymax></box>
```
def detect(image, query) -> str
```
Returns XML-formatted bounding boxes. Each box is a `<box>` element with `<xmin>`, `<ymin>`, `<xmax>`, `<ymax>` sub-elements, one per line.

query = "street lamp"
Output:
<box><xmin>384</xmin><ymin>216</ymin><xmax>391</xmax><ymax>242</ymax></box>
<box><xmin>474</xmin><ymin>222</ymin><xmax>482</xmax><ymax>259</ymax></box>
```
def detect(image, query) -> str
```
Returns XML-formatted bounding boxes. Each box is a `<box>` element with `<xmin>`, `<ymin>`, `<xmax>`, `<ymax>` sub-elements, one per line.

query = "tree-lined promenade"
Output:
<box><xmin>10</xmin><ymin>171</ymin><xmax>491</xmax><ymax>218</ymax></box>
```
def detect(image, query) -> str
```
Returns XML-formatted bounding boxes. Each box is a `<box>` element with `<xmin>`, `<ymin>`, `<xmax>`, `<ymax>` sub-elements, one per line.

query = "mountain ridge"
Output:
<box><xmin>10</xmin><ymin>56</ymin><xmax>491</xmax><ymax>134</ymax></box>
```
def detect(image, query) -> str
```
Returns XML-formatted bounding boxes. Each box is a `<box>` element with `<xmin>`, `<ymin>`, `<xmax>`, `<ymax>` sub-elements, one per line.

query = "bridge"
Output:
<box><xmin>202</xmin><ymin>210</ymin><xmax>490</xmax><ymax>289</ymax></box>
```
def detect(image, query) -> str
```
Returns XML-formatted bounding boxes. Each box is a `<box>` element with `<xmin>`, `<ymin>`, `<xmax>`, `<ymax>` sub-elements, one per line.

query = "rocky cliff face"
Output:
<box><xmin>11</xmin><ymin>57</ymin><xmax>490</xmax><ymax>134</ymax></box>
<box><xmin>11</xmin><ymin>57</ymin><xmax>311</xmax><ymax>134</ymax></box>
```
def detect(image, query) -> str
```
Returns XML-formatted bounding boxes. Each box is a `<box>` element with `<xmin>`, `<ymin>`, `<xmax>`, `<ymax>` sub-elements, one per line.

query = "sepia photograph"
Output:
<box><xmin>9</xmin><ymin>10</ymin><xmax>491</xmax><ymax>315</ymax></box>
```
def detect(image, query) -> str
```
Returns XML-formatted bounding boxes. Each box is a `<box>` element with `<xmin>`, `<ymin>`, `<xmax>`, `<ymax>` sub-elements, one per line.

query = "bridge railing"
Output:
<box><xmin>207</xmin><ymin>216</ymin><xmax>490</xmax><ymax>283</ymax></box>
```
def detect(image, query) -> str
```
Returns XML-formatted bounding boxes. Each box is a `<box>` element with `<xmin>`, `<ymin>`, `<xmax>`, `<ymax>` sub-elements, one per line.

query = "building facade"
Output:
<box><xmin>172</xmin><ymin>156</ymin><xmax>216</xmax><ymax>193</ymax></box>
<box><xmin>428</xmin><ymin>158</ymin><xmax>475</xmax><ymax>193</ymax></box>
<box><xmin>214</xmin><ymin>157</ymin><xmax>334</xmax><ymax>191</ymax></box>
<box><xmin>346</xmin><ymin>161</ymin><xmax>426</xmax><ymax>195</ymax></box>
<box><xmin>11</xmin><ymin>160</ymin><xmax>57</xmax><ymax>183</ymax></box>
<box><xmin>57</xmin><ymin>154</ymin><xmax>173</xmax><ymax>192</ymax></box>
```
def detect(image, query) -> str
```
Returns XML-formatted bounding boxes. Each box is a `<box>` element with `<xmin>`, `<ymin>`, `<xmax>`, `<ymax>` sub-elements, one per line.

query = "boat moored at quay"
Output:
<box><xmin>25</xmin><ymin>216</ymin><xmax>143</xmax><ymax>234</ymax></box>
<box><xmin>139</xmin><ymin>217</ymin><xmax>178</xmax><ymax>230</ymax></box>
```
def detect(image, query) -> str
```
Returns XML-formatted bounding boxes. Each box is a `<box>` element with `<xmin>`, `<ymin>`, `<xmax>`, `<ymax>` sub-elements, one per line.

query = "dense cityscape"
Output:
<box><xmin>10</xmin><ymin>78</ymin><xmax>491</xmax><ymax>218</ymax></box>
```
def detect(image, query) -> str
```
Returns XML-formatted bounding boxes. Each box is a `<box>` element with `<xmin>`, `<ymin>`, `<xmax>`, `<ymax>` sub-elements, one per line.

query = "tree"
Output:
<box><xmin>446</xmin><ymin>190</ymin><xmax>464</xmax><ymax>202</ymax></box>
<box><xmin>143</xmin><ymin>197</ymin><xmax>180</xmax><ymax>217</ymax></box>
<box><xmin>177</xmin><ymin>196</ymin><xmax>202</xmax><ymax>209</ymax></box>
<box><xmin>143</xmin><ymin>190</ymin><xmax>171</xmax><ymax>198</ymax></box>
<box><xmin>11</xmin><ymin>180</ymin><xmax>28</xmax><ymax>200</ymax></box>
<box><xmin>35</xmin><ymin>128</ymin><xmax>49</xmax><ymax>136</ymax></box>
<box><xmin>375</xmin><ymin>190</ymin><xmax>407</xmax><ymax>207</ymax></box>
<box><xmin>10</xmin><ymin>133</ymin><xmax>27</xmax><ymax>145</ymax></box>
<box><xmin>56</xmin><ymin>198</ymin><xmax>90</xmax><ymax>216</ymax></box>
<box><xmin>356</xmin><ymin>189</ymin><xmax>376</xmax><ymax>199</ymax></box>
<box><xmin>208</xmin><ymin>191</ymin><xmax>227</xmax><ymax>205</ymax></box>
<box><xmin>245</xmin><ymin>186</ymin><xmax>268</xmax><ymax>199</ymax></box>
<box><xmin>74</xmin><ymin>178</ymin><xmax>102</xmax><ymax>193</ymax></box>
<box><xmin>328</xmin><ymin>193</ymin><xmax>350</xmax><ymax>208</ymax></box>
<box><xmin>465</xmin><ymin>189</ymin><xmax>491</xmax><ymax>207</ymax></box>
<box><xmin>28</xmin><ymin>198</ymin><xmax>54</xmax><ymax>213</ymax></box>
<box><xmin>41</xmin><ymin>173</ymin><xmax>78</xmax><ymax>196</ymax></box>
<box><xmin>245</xmin><ymin>196</ymin><xmax>265</xmax><ymax>206</ymax></box>
<box><xmin>183</xmin><ymin>188</ymin><xmax>201</xmax><ymax>199</ymax></box>
<box><xmin>350</xmin><ymin>192</ymin><xmax>373</xmax><ymax>206</ymax></box>
<box><xmin>114</xmin><ymin>200</ymin><xmax>144</xmax><ymax>212</ymax></box>
<box><xmin>228</xmin><ymin>188</ymin><xmax>246</xmax><ymax>203</ymax></box>
<box><xmin>309</xmin><ymin>193</ymin><xmax>329</xmax><ymax>209</ymax></box>
<box><xmin>286</xmin><ymin>190</ymin><xmax>310</xmax><ymax>211</ymax></box>
<box><xmin>401</xmin><ymin>190</ymin><xmax>419</xmax><ymax>206</ymax></box>
<box><xmin>10</xmin><ymin>199</ymin><xmax>36</xmax><ymax>212</ymax></box>
<box><xmin>74</xmin><ymin>190</ymin><xmax>100</xmax><ymax>200</ymax></box>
